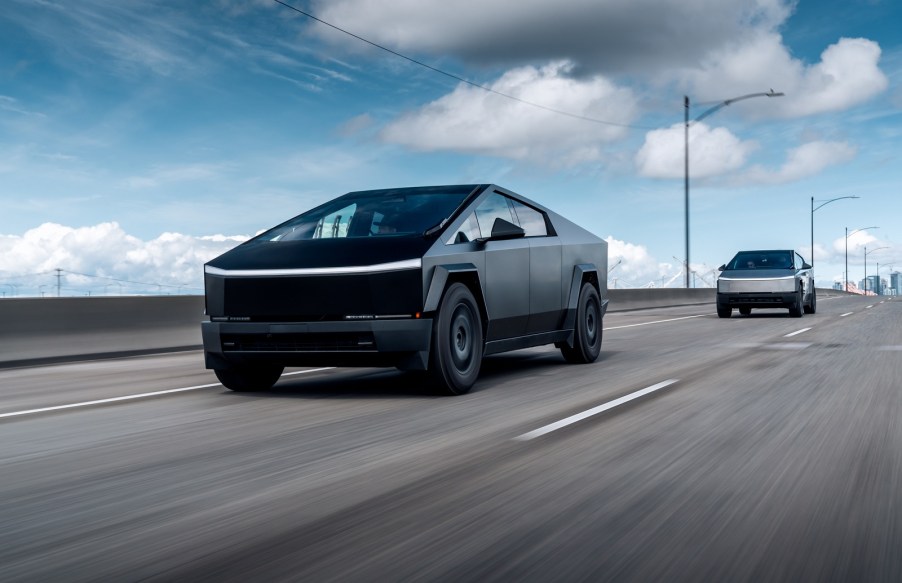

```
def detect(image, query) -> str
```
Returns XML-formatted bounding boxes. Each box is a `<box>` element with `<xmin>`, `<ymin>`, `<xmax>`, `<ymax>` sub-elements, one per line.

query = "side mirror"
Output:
<box><xmin>718</xmin><ymin>264</ymin><xmax>726</xmax><ymax>272</ymax></box>
<box><xmin>802</xmin><ymin>262</ymin><xmax>812</xmax><ymax>270</ymax></box>
<box><xmin>480</xmin><ymin>218</ymin><xmax>525</xmax><ymax>242</ymax></box>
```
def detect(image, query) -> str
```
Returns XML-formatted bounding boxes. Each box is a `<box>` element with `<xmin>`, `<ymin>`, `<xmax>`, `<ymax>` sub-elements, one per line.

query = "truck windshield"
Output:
<box><xmin>727</xmin><ymin>251</ymin><xmax>793</xmax><ymax>270</ymax></box>
<box><xmin>258</xmin><ymin>187</ymin><xmax>475</xmax><ymax>242</ymax></box>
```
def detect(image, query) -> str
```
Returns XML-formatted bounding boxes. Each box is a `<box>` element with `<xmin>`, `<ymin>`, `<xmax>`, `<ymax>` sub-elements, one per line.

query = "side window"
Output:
<box><xmin>446</xmin><ymin>212</ymin><xmax>482</xmax><ymax>244</ymax></box>
<box><xmin>796</xmin><ymin>253</ymin><xmax>805</xmax><ymax>269</ymax></box>
<box><xmin>474</xmin><ymin>193</ymin><xmax>515</xmax><ymax>237</ymax></box>
<box><xmin>509</xmin><ymin>199</ymin><xmax>548</xmax><ymax>237</ymax></box>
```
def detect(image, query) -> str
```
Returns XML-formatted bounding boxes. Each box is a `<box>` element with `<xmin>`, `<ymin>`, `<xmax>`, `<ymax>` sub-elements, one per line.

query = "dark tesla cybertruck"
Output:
<box><xmin>203</xmin><ymin>184</ymin><xmax>608</xmax><ymax>395</ymax></box>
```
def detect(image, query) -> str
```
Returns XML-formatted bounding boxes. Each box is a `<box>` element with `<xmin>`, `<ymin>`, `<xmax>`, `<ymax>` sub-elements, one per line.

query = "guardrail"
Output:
<box><xmin>0</xmin><ymin>288</ymin><xmax>853</xmax><ymax>368</ymax></box>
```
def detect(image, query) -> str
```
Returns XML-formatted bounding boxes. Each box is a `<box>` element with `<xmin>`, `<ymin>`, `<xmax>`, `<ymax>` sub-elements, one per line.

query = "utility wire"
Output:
<box><xmin>272</xmin><ymin>0</ymin><xmax>655</xmax><ymax>130</ymax></box>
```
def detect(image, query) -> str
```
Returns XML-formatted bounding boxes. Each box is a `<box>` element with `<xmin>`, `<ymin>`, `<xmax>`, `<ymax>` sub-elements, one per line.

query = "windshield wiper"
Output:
<box><xmin>423</xmin><ymin>219</ymin><xmax>448</xmax><ymax>237</ymax></box>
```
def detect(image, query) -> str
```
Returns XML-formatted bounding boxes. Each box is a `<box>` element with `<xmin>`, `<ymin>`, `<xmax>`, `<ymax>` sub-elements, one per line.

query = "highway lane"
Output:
<box><xmin>1</xmin><ymin>294</ymin><xmax>899</xmax><ymax>580</ymax></box>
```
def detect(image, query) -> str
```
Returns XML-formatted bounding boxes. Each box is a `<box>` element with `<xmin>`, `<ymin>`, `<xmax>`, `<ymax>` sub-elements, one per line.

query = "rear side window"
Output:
<box><xmin>509</xmin><ymin>199</ymin><xmax>548</xmax><ymax>237</ymax></box>
<box><xmin>474</xmin><ymin>193</ymin><xmax>516</xmax><ymax>236</ymax></box>
<box><xmin>446</xmin><ymin>192</ymin><xmax>552</xmax><ymax>244</ymax></box>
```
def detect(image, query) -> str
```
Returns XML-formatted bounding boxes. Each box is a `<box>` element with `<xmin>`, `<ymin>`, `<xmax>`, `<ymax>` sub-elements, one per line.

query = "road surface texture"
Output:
<box><xmin>1</xmin><ymin>294</ymin><xmax>900</xmax><ymax>581</ymax></box>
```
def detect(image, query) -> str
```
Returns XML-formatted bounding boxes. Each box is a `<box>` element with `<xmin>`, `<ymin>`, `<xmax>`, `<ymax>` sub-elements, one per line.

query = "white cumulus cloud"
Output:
<box><xmin>0</xmin><ymin>223</ymin><xmax>248</xmax><ymax>296</ymax></box>
<box><xmin>635</xmin><ymin>123</ymin><xmax>756</xmax><ymax>179</ymax></box>
<box><xmin>605</xmin><ymin>236</ymin><xmax>686</xmax><ymax>288</ymax></box>
<box><xmin>380</xmin><ymin>61</ymin><xmax>637</xmax><ymax>165</ymax></box>
<box><xmin>741</xmin><ymin>140</ymin><xmax>857</xmax><ymax>184</ymax></box>
<box><xmin>687</xmin><ymin>35</ymin><xmax>888</xmax><ymax>118</ymax></box>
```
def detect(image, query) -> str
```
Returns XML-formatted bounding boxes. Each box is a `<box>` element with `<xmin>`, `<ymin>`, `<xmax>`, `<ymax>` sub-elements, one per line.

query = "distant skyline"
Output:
<box><xmin>2</xmin><ymin>0</ymin><xmax>901</xmax><ymax>295</ymax></box>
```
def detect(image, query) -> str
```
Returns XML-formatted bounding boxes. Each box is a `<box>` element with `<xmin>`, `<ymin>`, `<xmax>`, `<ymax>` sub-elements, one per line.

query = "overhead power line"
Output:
<box><xmin>271</xmin><ymin>0</ymin><xmax>654</xmax><ymax>130</ymax></box>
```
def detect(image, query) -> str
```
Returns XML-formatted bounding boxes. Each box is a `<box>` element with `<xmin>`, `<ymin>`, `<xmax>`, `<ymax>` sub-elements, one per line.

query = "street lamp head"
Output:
<box><xmin>766</xmin><ymin>90</ymin><xmax>785</xmax><ymax>97</ymax></box>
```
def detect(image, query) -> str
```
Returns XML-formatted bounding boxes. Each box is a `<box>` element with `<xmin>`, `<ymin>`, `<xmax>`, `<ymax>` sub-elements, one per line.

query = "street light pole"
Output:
<box><xmin>684</xmin><ymin>96</ymin><xmax>689</xmax><ymax>289</ymax></box>
<box><xmin>811</xmin><ymin>195</ymin><xmax>858</xmax><ymax>267</ymax></box>
<box><xmin>845</xmin><ymin>226</ymin><xmax>878</xmax><ymax>292</ymax></box>
<box><xmin>684</xmin><ymin>90</ymin><xmax>783</xmax><ymax>288</ymax></box>
<box><xmin>864</xmin><ymin>246</ymin><xmax>889</xmax><ymax>295</ymax></box>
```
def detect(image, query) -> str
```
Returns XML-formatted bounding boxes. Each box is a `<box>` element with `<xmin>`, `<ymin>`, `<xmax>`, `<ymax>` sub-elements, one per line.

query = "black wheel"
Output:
<box><xmin>215</xmin><ymin>364</ymin><xmax>284</xmax><ymax>392</ymax></box>
<box><xmin>739</xmin><ymin>307</ymin><xmax>752</xmax><ymax>316</ymax></box>
<box><xmin>717</xmin><ymin>306</ymin><xmax>732</xmax><ymax>318</ymax></box>
<box><xmin>561</xmin><ymin>283</ymin><xmax>602</xmax><ymax>364</ymax></box>
<box><xmin>429</xmin><ymin>283</ymin><xmax>483</xmax><ymax>395</ymax></box>
<box><xmin>788</xmin><ymin>288</ymin><xmax>804</xmax><ymax>318</ymax></box>
<box><xmin>804</xmin><ymin>287</ymin><xmax>817</xmax><ymax>314</ymax></box>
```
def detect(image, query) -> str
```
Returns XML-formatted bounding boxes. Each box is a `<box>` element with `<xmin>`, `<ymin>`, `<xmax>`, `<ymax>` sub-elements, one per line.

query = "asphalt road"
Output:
<box><xmin>1</xmin><ymin>294</ymin><xmax>900</xmax><ymax>581</ymax></box>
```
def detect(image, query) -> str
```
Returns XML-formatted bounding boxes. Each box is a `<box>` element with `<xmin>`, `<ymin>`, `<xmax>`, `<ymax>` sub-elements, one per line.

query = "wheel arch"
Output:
<box><xmin>424</xmin><ymin>264</ymin><xmax>488</xmax><ymax>336</ymax></box>
<box><xmin>561</xmin><ymin>264</ymin><xmax>608</xmax><ymax>348</ymax></box>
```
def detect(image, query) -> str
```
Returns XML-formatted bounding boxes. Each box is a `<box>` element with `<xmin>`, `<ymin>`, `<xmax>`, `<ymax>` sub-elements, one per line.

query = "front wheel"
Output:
<box><xmin>788</xmin><ymin>288</ymin><xmax>804</xmax><ymax>318</ymax></box>
<box><xmin>215</xmin><ymin>364</ymin><xmax>284</xmax><ymax>392</ymax></box>
<box><xmin>561</xmin><ymin>283</ymin><xmax>602</xmax><ymax>364</ymax></box>
<box><xmin>429</xmin><ymin>283</ymin><xmax>483</xmax><ymax>395</ymax></box>
<box><xmin>739</xmin><ymin>307</ymin><xmax>751</xmax><ymax>316</ymax></box>
<box><xmin>717</xmin><ymin>306</ymin><xmax>732</xmax><ymax>318</ymax></box>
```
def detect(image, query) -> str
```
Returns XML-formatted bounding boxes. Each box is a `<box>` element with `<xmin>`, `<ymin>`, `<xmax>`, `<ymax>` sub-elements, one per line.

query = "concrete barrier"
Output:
<box><xmin>0</xmin><ymin>287</ymin><xmax>852</xmax><ymax>367</ymax></box>
<box><xmin>0</xmin><ymin>296</ymin><xmax>205</xmax><ymax>368</ymax></box>
<box><xmin>607</xmin><ymin>288</ymin><xmax>715</xmax><ymax>312</ymax></box>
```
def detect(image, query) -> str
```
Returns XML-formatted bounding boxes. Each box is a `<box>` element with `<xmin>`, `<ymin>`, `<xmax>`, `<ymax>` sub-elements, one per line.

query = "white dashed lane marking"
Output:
<box><xmin>0</xmin><ymin>367</ymin><xmax>335</xmax><ymax>420</ymax></box>
<box><xmin>784</xmin><ymin>327</ymin><xmax>812</xmax><ymax>338</ymax></box>
<box><xmin>514</xmin><ymin>379</ymin><xmax>679</xmax><ymax>441</ymax></box>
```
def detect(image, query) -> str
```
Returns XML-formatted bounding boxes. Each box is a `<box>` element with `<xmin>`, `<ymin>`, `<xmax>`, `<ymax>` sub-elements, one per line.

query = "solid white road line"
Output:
<box><xmin>784</xmin><ymin>327</ymin><xmax>812</xmax><ymax>337</ymax></box>
<box><xmin>513</xmin><ymin>379</ymin><xmax>679</xmax><ymax>441</ymax></box>
<box><xmin>604</xmin><ymin>315</ymin><xmax>706</xmax><ymax>331</ymax></box>
<box><xmin>0</xmin><ymin>367</ymin><xmax>335</xmax><ymax>420</ymax></box>
<box><xmin>840</xmin><ymin>312</ymin><xmax>853</xmax><ymax>317</ymax></box>
<box><xmin>866</xmin><ymin>305</ymin><xmax>873</xmax><ymax>309</ymax></box>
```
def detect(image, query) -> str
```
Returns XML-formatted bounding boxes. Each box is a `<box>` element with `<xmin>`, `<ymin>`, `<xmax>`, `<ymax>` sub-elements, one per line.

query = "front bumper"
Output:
<box><xmin>202</xmin><ymin>318</ymin><xmax>433</xmax><ymax>371</ymax></box>
<box><xmin>717</xmin><ymin>292</ymin><xmax>797</xmax><ymax>309</ymax></box>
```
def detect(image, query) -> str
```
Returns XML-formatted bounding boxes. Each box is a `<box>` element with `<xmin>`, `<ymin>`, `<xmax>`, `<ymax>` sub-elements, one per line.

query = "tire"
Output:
<box><xmin>717</xmin><ymin>305</ymin><xmax>732</xmax><ymax>318</ymax></box>
<box><xmin>788</xmin><ymin>288</ymin><xmax>804</xmax><ymax>318</ymax></box>
<box><xmin>561</xmin><ymin>283</ymin><xmax>602</xmax><ymax>364</ymax></box>
<box><xmin>804</xmin><ymin>287</ymin><xmax>817</xmax><ymax>314</ymax></box>
<box><xmin>215</xmin><ymin>364</ymin><xmax>284</xmax><ymax>392</ymax></box>
<box><xmin>739</xmin><ymin>307</ymin><xmax>751</xmax><ymax>316</ymax></box>
<box><xmin>429</xmin><ymin>283</ymin><xmax>483</xmax><ymax>395</ymax></box>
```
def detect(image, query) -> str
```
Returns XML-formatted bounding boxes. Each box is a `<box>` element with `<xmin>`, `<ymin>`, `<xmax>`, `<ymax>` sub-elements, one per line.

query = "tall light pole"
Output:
<box><xmin>811</xmin><ymin>196</ymin><xmax>858</xmax><ymax>266</ymax></box>
<box><xmin>684</xmin><ymin>90</ymin><xmax>784</xmax><ymax>288</ymax></box>
<box><xmin>846</xmin><ymin>226</ymin><xmax>878</xmax><ymax>292</ymax></box>
<box><xmin>864</xmin><ymin>246</ymin><xmax>889</xmax><ymax>295</ymax></box>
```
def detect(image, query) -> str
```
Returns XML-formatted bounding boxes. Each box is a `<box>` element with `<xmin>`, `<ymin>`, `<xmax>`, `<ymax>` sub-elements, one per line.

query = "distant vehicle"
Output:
<box><xmin>202</xmin><ymin>184</ymin><xmax>608</xmax><ymax>395</ymax></box>
<box><xmin>716</xmin><ymin>249</ymin><xmax>815</xmax><ymax>318</ymax></box>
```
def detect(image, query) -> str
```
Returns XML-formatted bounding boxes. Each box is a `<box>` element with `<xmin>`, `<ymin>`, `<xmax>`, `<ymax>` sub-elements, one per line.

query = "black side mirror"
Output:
<box><xmin>718</xmin><ymin>264</ymin><xmax>726</xmax><ymax>272</ymax></box>
<box><xmin>802</xmin><ymin>262</ymin><xmax>812</xmax><ymax>270</ymax></box>
<box><xmin>480</xmin><ymin>218</ymin><xmax>525</xmax><ymax>242</ymax></box>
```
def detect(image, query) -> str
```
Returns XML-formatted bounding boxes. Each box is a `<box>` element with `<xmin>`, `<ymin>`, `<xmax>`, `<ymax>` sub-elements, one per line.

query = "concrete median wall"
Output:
<box><xmin>607</xmin><ymin>288</ymin><xmax>715</xmax><ymax>312</ymax></box>
<box><xmin>0</xmin><ymin>288</ymin><xmax>845</xmax><ymax>367</ymax></box>
<box><xmin>0</xmin><ymin>296</ymin><xmax>206</xmax><ymax>368</ymax></box>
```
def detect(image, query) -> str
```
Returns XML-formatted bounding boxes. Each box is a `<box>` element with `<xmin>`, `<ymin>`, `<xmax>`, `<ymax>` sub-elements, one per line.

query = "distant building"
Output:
<box><xmin>864</xmin><ymin>275</ymin><xmax>881</xmax><ymax>295</ymax></box>
<box><xmin>891</xmin><ymin>272</ymin><xmax>902</xmax><ymax>296</ymax></box>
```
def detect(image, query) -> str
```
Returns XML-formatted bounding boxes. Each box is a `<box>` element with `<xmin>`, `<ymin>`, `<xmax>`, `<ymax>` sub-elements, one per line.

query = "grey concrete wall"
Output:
<box><xmin>0</xmin><ymin>288</ymin><xmax>847</xmax><ymax>367</ymax></box>
<box><xmin>607</xmin><ymin>288</ymin><xmax>715</xmax><ymax>312</ymax></box>
<box><xmin>0</xmin><ymin>296</ymin><xmax>205</xmax><ymax>367</ymax></box>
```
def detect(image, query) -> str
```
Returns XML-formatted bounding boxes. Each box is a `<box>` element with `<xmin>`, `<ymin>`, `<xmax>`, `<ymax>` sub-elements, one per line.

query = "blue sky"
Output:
<box><xmin>1</xmin><ymin>0</ymin><xmax>901</xmax><ymax>295</ymax></box>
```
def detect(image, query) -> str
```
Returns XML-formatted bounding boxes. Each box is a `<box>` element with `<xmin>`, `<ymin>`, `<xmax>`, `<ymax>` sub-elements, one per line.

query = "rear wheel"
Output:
<box><xmin>717</xmin><ymin>306</ymin><xmax>732</xmax><ymax>318</ymax></box>
<box><xmin>804</xmin><ymin>287</ymin><xmax>817</xmax><ymax>314</ymax></box>
<box><xmin>215</xmin><ymin>364</ymin><xmax>284</xmax><ymax>392</ymax></box>
<box><xmin>429</xmin><ymin>283</ymin><xmax>483</xmax><ymax>395</ymax></box>
<box><xmin>561</xmin><ymin>283</ymin><xmax>602</xmax><ymax>364</ymax></box>
<box><xmin>739</xmin><ymin>307</ymin><xmax>752</xmax><ymax>316</ymax></box>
